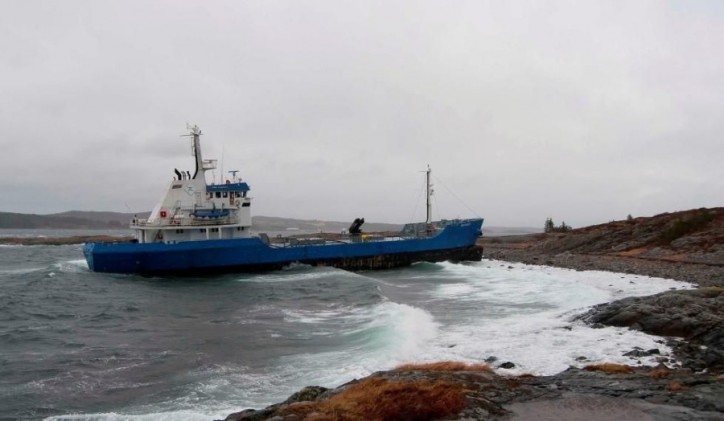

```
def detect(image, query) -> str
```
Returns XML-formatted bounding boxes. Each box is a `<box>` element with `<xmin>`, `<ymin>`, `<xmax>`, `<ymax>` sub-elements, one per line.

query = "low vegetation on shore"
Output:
<box><xmin>225</xmin><ymin>360</ymin><xmax>723</xmax><ymax>420</ymax></box>
<box><xmin>487</xmin><ymin>207</ymin><xmax>724</xmax><ymax>265</ymax></box>
<box><xmin>481</xmin><ymin>207</ymin><xmax>724</xmax><ymax>287</ymax></box>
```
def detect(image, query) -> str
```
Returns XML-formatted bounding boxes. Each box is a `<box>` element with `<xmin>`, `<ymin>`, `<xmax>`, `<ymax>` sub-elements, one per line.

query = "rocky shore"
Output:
<box><xmin>223</xmin><ymin>209</ymin><xmax>724</xmax><ymax>420</ymax></box>
<box><xmin>577</xmin><ymin>286</ymin><xmax>723</xmax><ymax>370</ymax></box>
<box><xmin>223</xmin><ymin>286</ymin><xmax>724</xmax><ymax>420</ymax></box>
<box><xmin>481</xmin><ymin>236</ymin><xmax>723</xmax><ymax>288</ymax></box>
<box><xmin>479</xmin><ymin>207</ymin><xmax>724</xmax><ymax>288</ymax></box>
<box><xmin>224</xmin><ymin>360</ymin><xmax>724</xmax><ymax>421</ymax></box>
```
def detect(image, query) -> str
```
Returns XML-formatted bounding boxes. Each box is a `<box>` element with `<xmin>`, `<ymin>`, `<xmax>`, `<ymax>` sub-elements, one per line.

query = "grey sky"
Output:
<box><xmin>1</xmin><ymin>0</ymin><xmax>722</xmax><ymax>227</ymax></box>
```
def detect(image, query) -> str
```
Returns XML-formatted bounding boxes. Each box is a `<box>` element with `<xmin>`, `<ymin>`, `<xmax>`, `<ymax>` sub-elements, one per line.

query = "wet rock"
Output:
<box><xmin>283</xmin><ymin>385</ymin><xmax>328</xmax><ymax>404</ymax></box>
<box><xmin>223</xmin><ymin>386</ymin><xmax>329</xmax><ymax>421</ymax></box>
<box><xmin>223</xmin><ymin>409</ymin><xmax>256</xmax><ymax>421</ymax></box>
<box><xmin>578</xmin><ymin>287</ymin><xmax>724</xmax><ymax>371</ymax></box>
<box><xmin>623</xmin><ymin>347</ymin><xmax>661</xmax><ymax>357</ymax></box>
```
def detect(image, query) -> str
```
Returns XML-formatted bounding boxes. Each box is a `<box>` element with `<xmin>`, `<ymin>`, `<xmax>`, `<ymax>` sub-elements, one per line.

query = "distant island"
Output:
<box><xmin>0</xmin><ymin>211</ymin><xmax>402</xmax><ymax>232</ymax></box>
<box><xmin>0</xmin><ymin>211</ymin><xmax>135</xmax><ymax>230</ymax></box>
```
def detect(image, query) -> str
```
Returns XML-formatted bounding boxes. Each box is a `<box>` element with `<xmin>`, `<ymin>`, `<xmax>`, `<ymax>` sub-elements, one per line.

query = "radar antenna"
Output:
<box><xmin>183</xmin><ymin>123</ymin><xmax>202</xmax><ymax>137</ymax></box>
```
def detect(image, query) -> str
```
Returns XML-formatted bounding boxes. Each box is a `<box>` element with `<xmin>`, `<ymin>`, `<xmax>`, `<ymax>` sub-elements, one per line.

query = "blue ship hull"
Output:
<box><xmin>84</xmin><ymin>219</ymin><xmax>483</xmax><ymax>276</ymax></box>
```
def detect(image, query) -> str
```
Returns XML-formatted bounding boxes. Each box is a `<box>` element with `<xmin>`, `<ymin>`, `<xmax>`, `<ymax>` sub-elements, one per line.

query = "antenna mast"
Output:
<box><xmin>426</xmin><ymin>165</ymin><xmax>433</xmax><ymax>224</ymax></box>
<box><xmin>183</xmin><ymin>124</ymin><xmax>203</xmax><ymax>180</ymax></box>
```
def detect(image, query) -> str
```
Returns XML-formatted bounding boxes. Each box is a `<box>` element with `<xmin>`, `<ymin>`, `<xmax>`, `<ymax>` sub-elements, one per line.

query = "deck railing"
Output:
<box><xmin>131</xmin><ymin>216</ymin><xmax>233</xmax><ymax>228</ymax></box>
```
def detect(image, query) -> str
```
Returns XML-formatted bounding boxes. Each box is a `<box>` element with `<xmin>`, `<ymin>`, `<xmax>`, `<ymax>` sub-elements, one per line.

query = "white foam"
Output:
<box><xmin>54</xmin><ymin>259</ymin><xmax>90</xmax><ymax>273</ymax></box>
<box><xmin>43</xmin><ymin>364</ymin><xmax>275</xmax><ymax>421</ymax></box>
<box><xmin>239</xmin><ymin>266</ymin><xmax>355</xmax><ymax>283</ymax></box>
<box><xmin>401</xmin><ymin>260</ymin><xmax>693</xmax><ymax>374</ymax></box>
<box><xmin>44</xmin><ymin>409</ymin><xmax>231</xmax><ymax>421</ymax></box>
<box><xmin>237</xmin><ymin>262</ymin><xmax>693</xmax><ymax>409</ymax></box>
<box><xmin>282</xmin><ymin>308</ymin><xmax>345</xmax><ymax>324</ymax></box>
<box><xmin>271</xmin><ymin>300</ymin><xmax>440</xmax><ymax>393</ymax></box>
<box><xmin>0</xmin><ymin>267</ymin><xmax>45</xmax><ymax>275</ymax></box>
<box><xmin>377</xmin><ymin>301</ymin><xmax>439</xmax><ymax>361</ymax></box>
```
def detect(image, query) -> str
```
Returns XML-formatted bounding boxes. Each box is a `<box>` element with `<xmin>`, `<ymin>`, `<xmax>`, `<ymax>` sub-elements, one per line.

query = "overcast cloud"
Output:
<box><xmin>1</xmin><ymin>0</ymin><xmax>722</xmax><ymax>227</ymax></box>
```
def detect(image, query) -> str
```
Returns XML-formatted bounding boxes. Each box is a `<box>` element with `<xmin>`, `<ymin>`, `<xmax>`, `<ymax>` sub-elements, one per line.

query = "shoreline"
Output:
<box><xmin>479</xmin><ymin>235</ymin><xmax>724</xmax><ymax>288</ymax></box>
<box><xmin>223</xmin><ymin>239</ymin><xmax>723</xmax><ymax>420</ymax></box>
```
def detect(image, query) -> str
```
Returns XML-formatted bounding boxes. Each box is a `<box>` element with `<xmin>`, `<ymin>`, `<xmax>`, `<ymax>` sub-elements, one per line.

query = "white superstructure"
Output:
<box><xmin>130</xmin><ymin>125</ymin><xmax>252</xmax><ymax>244</ymax></box>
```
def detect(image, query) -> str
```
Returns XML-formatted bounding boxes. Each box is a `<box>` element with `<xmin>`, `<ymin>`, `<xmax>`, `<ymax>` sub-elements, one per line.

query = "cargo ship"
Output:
<box><xmin>83</xmin><ymin>126</ymin><xmax>484</xmax><ymax>275</ymax></box>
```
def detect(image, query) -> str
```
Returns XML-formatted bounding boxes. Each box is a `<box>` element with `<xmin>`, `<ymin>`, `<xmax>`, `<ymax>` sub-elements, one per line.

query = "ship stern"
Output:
<box><xmin>82</xmin><ymin>242</ymin><xmax>96</xmax><ymax>271</ymax></box>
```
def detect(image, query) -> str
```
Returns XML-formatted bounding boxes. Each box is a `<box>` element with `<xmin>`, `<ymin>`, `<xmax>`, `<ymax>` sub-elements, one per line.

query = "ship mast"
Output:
<box><xmin>188</xmin><ymin>124</ymin><xmax>204</xmax><ymax>180</ymax></box>
<box><xmin>426</xmin><ymin>165</ymin><xmax>432</xmax><ymax>224</ymax></box>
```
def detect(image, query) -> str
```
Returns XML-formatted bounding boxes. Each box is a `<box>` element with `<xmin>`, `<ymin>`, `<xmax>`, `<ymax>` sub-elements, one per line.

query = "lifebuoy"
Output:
<box><xmin>160</xmin><ymin>210</ymin><xmax>167</xmax><ymax>218</ymax></box>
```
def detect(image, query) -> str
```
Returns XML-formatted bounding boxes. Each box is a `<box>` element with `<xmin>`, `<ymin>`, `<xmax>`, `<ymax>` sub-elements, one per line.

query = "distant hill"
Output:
<box><xmin>0</xmin><ymin>211</ymin><xmax>401</xmax><ymax>232</ymax></box>
<box><xmin>250</xmin><ymin>216</ymin><xmax>402</xmax><ymax>233</ymax></box>
<box><xmin>52</xmin><ymin>211</ymin><xmax>150</xmax><ymax>224</ymax></box>
<box><xmin>0</xmin><ymin>211</ymin><xmax>136</xmax><ymax>229</ymax></box>
<box><xmin>480</xmin><ymin>207</ymin><xmax>724</xmax><ymax>266</ymax></box>
<box><xmin>0</xmin><ymin>210</ymin><xmax>538</xmax><ymax>234</ymax></box>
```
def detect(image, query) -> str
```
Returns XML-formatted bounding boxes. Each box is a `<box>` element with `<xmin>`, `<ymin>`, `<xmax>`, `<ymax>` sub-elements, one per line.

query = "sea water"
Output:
<box><xmin>0</xmin><ymin>230</ymin><xmax>693</xmax><ymax>420</ymax></box>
